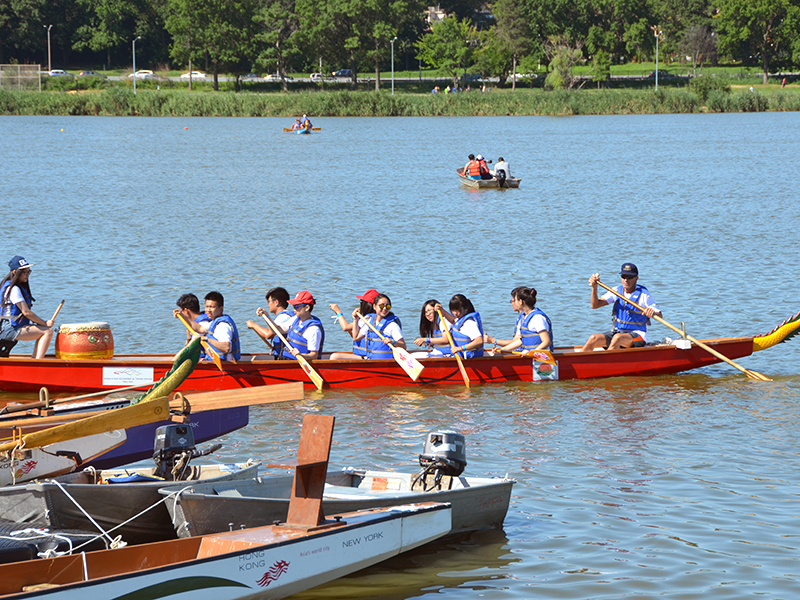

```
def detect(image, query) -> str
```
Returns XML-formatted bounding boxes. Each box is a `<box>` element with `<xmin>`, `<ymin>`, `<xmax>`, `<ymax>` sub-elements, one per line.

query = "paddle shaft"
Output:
<box><xmin>50</xmin><ymin>300</ymin><xmax>64</xmax><ymax>322</ymax></box>
<box><xmin>436</xmin><ymin>308</ymin><xmax>470</xmax><ymax>388</ymax></box>
<box><xmin>261</xmin><ymin>314</ymin><xmax>324</xmax><ymax>390</ymax></box>
<box><xmin>353</xmin><ymin>311</ymin><xmax>424</xmax><ymax>381</ymax></box>
<box><xmin>176</xmin><ymin>313</ymin><xmax>223</xmax><ymax>371</ymax></box>
<box><xmin>596</xmin><ymin>280</ymin><xmax>770</xmax><ymax>380</ymax></box>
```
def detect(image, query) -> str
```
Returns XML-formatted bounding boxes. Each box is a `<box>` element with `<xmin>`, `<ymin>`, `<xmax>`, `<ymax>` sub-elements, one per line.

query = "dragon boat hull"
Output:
<box><xmin>0</xmin><ymin>335</ymin><xmax>776</xmax><ymax>393</ymax></box>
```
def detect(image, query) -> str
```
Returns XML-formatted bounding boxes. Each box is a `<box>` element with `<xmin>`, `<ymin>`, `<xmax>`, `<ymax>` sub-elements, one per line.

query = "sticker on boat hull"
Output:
<box><xmin>532</xmin><ymin>359</ymin><xmax>558</xmax><ymax>381</ymax></box>
<box><xmin>102</xmin><ymin>367</ymin><xmax>154</xmax><ymax>386</ymax></box>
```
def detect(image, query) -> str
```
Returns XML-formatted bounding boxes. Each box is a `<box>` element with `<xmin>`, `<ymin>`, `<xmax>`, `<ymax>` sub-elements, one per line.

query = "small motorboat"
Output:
<box><xmin>457</xmin><ymin>167</ymin><xmax>521</xmax><ymax>188</ymax></box>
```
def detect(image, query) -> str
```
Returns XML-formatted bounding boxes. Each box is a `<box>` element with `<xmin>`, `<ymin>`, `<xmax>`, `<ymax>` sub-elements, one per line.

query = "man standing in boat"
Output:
<box><xmin>580</xmin><ymin>263</ymin><xmax>661</xmax><ymax>352</ymax></box>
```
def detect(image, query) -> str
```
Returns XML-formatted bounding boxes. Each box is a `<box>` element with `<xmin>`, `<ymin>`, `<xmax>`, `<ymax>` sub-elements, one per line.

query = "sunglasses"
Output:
<box><xmin>293</xmin><ymin>304</ymin><xmax>307</xmax><ymax>310</ymax></box>
<box><xmin>621</xmin><ymin>275</ymin><xmax>636</xmax><ymax>280</ymax></box>
<box><xmin>376</xmin><ymin>303</ymin><xmax>391</xmax><ymax>310</ymax></box>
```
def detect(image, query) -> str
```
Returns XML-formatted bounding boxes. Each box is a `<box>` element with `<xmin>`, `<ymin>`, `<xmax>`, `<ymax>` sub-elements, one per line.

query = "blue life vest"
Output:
<box><xmin>272</xmin><ymin>309</ymin><xmax>294</xmax><ymax>357</ymax></box>
<box><xmin>203</xmin><ymin>315</ymin><xmax>241</xmax><ymax>362</ymax></box>
<box><xmin>519</xmin><ymin>308</ymin><xmax>554</xmax><ymax>351</ymax></box>
<box><xmin>612</xmin><ymin>285</ymin><xmax>649</xmax><ymax>333</ymax></box>
<box><xmin>440</xmin><ymin>312</ymin><xmax>484</xmax><ymax>359</ymax></box>
<box><xmin>0</xmin><ymin>281</ymin><xmax>33</xmax><ymax>327</ymax></box>
<box><xmin>282</xmin><ymin>315</ymin><xmax>325</xmax><ymax>360</ymax></box>
<box><xmin>364</xmin><ymin>314</ymin><xmax>402</xmax><ymax>359</ymax></box>
<box><xmin>353</xmin><ymin>335</ymin><xmax>366</xmax><ymax>357</ymax></box>
<box><xmin>194</xmin><ymin>314</ymin><xmax>211</xmax><ymax>325</ymax></box>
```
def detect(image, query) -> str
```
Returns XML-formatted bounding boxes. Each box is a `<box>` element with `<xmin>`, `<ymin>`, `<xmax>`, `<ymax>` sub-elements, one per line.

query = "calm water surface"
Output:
<box><xmin>2</xmin><ymin>113</ymin><xmax>799</xmax><ymax>598</ymax></box>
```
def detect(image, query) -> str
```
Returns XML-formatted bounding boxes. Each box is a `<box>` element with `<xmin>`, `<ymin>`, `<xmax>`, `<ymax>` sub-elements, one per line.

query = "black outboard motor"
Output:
<box><xmin>496</xmin><ymin>168</ymin><xmax>507</xmax><ymax>187</ymax></box>
<box><xmin>152</xmin><ymin>424</ymin><xmax>221</xmax><ymax>480</ymax></box>
<box><xmin>413</xmin><ymin>431</ymin><xmax>467</xmax><ymax>491</ymax></box>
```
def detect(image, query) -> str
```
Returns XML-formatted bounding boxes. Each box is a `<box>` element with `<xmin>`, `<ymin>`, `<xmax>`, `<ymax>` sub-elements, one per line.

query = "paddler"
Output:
<box><xmin>290</xmin><ymin>118</ymin><xmax>302</xmax><ymax>130</ymax></box>
<box><xmin>246</xmin><ymin>287</ymin><xmax>294</xmax><ymax>359</ymax></box>
<box><xmin>328</xmin><ymin>288</ymin><xmax>378</xmax><ymax>360</ymax></box>
<box><xmin>485</xmin><ymin>287</ymin><xmax>553</xmax><ymax>354</ymax></box>
<box><xmin>281</xmin><ymin>291</ymin><xmax>325</xmax><ymax>360</ymax></box>
<box><xmin>174</xmin><ymin>293</ymin><xmax>210</xmax><ymax>346</ymax></box>
<box><xmin>178</xmin><ymin>291</ymin><xmax>241</xmax><ymax>362</ymax></box>
<box><xmin>0</xmin><ymin>256</ymin><xmax>54</xmax><ymax>359</ymax></box>
<box><xmin>424</xmin><ymin>294</ymin><xmax>485</xmax><ymax>359</ymax></box>
<box><xmin>353</xmin><ymin>293</ymin><xmax>406</xmax><ymax>359</ymax></box>
<box><xmin>580</xmin><ymin>263</ymin><xmax>661</xmax><ymax>352</ymax></box>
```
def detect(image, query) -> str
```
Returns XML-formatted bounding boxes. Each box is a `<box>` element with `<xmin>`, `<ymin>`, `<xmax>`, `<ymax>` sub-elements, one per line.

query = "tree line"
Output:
<box><xmin>2</xmin><ymin>0</ymin><xmax>799</xmax><ymax>89</ymax></box>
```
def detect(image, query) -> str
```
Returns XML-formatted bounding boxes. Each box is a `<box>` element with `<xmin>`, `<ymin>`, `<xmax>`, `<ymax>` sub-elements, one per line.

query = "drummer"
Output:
<box><xmin>0</xmin><ymin>256</ymin><xmax>54</xmax><ymax>359</ymax></box>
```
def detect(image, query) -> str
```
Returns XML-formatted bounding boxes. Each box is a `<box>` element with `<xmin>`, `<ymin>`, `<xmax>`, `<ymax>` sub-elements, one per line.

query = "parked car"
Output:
<box><xmin>180</xmin><ymin>71</ymin><xmax>207</xmax><ymax>80</ymax></box>
<box><xmin>78</xmin><ymin>70</ymin><xmax>104</xmax><ymax>78</ymax></box>
<box><xmin>460</xmin><ymin>73</ymin><xmax>481</xmax><ymax>82</ymax></box>
<box><xmin>241</xmin><ymin>73</ymin><xmax>261</xmax><ymax>81</ymax></box>
<box><xmin>647</xmin><ymin>70</ymin><xmax>677</xmax><ymax>79</ymax></box>
<box><xmin>310</xmin><ymin>73</ymin><xmax>331</xmax><ymax>82</ymax></box>
<box><xmin>128</xmin><ymin>70</ymin><xmax>157</xmax><ymax>80</ymax></box>
<box><xmin>49</xmin><ymin>69</ymin><xmax>74</xmax><ymax>77</ymax></box>
<box><xmin>263</xmin><ymin>73</ymin><xmax>294</xmax><ymax>82</ymax></box>
<box><xmin>331</xmin><ymin>69</ymin><xmax>354</xmax><ymax>78</ymax></box>
<box><xmin>508</xmin><ymin>73</ymin><xmax>536</xmax><ymax>82</ymax></box>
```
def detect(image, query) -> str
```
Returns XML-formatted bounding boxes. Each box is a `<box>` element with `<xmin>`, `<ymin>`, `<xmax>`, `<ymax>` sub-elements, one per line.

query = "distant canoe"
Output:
<box><xmin>457</xmin><ymin>168</ymin><xmax>520</xmax><ymax>188</ymax></box>
<box><xmin>283</xmin><ymin>127</ymin><xmax>321</xmax><ymax>133</ymax></box>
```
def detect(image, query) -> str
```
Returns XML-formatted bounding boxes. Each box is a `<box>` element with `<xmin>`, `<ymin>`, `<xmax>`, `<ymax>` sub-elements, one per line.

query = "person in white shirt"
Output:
<box><xmin>580</xmin><ymin>263</ymin><xmax>661</xmax><ymax>351</ymax></box>
<box><xmin>0</xmin><ymin>256</ymin><xmax>54</xmax><ymax>359</ymax></box>
<box><xmin>494</xmin><ymin>157</ymin><xmax>510</xmax><ymax>179</ymax></box>
<box><xmin>247</xmin><ymin>287</ymin><xmax>295</xmax><ymax>358</ymax></box>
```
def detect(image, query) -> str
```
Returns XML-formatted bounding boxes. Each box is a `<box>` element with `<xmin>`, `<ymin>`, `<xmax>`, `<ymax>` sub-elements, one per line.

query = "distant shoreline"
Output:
<box><xmin>1</xmin><ymin>88</ymin><xmax>798</xmax><ymax>117</ymax></box>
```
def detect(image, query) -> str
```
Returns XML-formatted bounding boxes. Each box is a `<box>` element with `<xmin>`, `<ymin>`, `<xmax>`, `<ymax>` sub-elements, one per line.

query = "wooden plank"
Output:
<box><xmin>0</xmin><ymin>397</ymin><xmax>170</xmax><ymax>453</ymax></box>
<box><xmin>178</xmin><ymin>382</ymin><xmax>303</xmax><ymax>411</ymax></box>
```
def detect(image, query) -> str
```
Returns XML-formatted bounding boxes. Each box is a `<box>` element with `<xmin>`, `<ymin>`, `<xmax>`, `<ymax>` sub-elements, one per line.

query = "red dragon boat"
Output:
<box><xmin>0</xmin><ymin>313</ymin><xmax>797</xmax><ymax>394</ymax></box>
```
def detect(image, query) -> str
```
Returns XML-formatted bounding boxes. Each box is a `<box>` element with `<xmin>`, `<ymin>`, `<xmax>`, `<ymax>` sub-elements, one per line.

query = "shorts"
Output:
<box><xmin>0</xmin><ymin>321</ymin><xmax>19</xmax><ymax>342</ymax></box>
<box><xmin>603</xmin><ymin>331</ymin><xmax>645</xmax><ymax>348</ymax></box>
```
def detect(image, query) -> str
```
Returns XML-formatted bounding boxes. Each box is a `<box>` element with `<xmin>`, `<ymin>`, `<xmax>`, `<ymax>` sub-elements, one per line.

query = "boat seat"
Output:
<box><xmin>217</xmin><ymin>488</ymin><xmax>244</xmax><ymax>497</ymax></box>
<box><xmin>323</xmin><ymin>485</ymin><xmax>418</xmax><ymax>500</ymax></box>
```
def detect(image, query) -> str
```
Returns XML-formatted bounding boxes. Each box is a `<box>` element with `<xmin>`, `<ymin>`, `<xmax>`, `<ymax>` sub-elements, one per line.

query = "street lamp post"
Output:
<box><xmin>651</xmin><ymin>25</ymin><xmax>662</xmax><ymax>91</ymax></box>
<box><xmin>390</xmin><ymin>37</ymin><xmax>397</xmax><ymax>96</ymax></box>
<box><xmin>132</xmin><ymin>36</ymin><xmax>141</xmax><ymax>95</ymax></box>
<box><xmin>44</xmin><ymin>25</ymin><xmax>52</xmax><ymax>73</ymax></box>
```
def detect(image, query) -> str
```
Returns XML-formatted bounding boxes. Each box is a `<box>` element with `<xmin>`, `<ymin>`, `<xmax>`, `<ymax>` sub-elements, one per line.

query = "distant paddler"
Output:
<box><xmin>280</xmin><ymin>291</ymin><xmax>325</xmax><ymax>360</ymax></box>
<box><xmin>0</xmin><ymin>256</ymin><xmax>58</xmax><ymax>359</ymax></box>
<box><xmin>289</xmin><ymin>118</ymin><xmax>302</xmax><ymax>131</ymax></box>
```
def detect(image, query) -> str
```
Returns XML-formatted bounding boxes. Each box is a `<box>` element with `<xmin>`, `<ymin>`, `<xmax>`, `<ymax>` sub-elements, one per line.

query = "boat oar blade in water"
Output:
<box><xmin>596</xmin><ymin>279</ymin><xmax>771</xmax><ymax>381</ymax></box>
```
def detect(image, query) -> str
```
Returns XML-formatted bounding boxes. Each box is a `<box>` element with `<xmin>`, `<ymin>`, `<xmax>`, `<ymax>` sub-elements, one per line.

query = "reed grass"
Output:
<box><xmin>2</xmin><ymin>87</ymin><xmax>800</xmax><ymax>116</ymax></box>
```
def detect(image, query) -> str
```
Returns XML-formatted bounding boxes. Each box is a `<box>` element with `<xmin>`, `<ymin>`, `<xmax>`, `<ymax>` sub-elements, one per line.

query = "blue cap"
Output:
<box><xmin>620</xmin><ymin>263</ymin><xmax>638</xmax><ymax>277</ymax></box>
<box><xmin>8</xmin><ymin>256</ymin><xmax>33</xmax><ymax>271</ymax></box>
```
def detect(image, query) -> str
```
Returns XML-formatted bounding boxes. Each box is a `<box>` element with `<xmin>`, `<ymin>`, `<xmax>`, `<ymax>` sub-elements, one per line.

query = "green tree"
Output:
<box><xmin>716</xmin><ymin>0</ymin><xmax>795</xmax><ymax>84</ymax></box>
<box><xmin>296</xmin><ymin>0</ymin><xmax>360</xmax><ymax>86</ymax></box>
<box><xmin>254</xmin><ymin>0</ymin><xmax>300</xmax><ymax>91</ymax></box>
<box><xmin>0</xmin><ymin>0</ymin><xmax>45</xmax><ymax>63</ymax></box>
<box><xmin>543</xmin><ymin>34</ymin><xmax>583</xmax><ymax>89</ymax></box>
<box><xmin>416</xmin><ymin>15</ymin><xmax>478</xmax><ymax>87</ymax></box>
<box><xmin>73</xmin><ymin>0</ymin><xmax>141</xmax><ymax>69</ymax></box>
<box><xmin>492</xmin><ymin>0</ymin><xmax>530</xmax><ymax>89</ymax></box>
<box><xmin>592</xmin><ymin>48</ymin><xmax>611</xmax><ymax>87</ymax></box>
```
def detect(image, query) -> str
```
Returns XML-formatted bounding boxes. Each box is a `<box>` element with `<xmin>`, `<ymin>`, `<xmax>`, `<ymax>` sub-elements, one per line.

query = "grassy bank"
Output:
<box><xmin>2</xmin><ymin>87</ymin><xmax>800</xmax><ymax>117</ymax></box>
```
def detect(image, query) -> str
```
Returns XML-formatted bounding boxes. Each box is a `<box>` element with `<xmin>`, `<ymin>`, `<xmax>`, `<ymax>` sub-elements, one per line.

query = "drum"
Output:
<box><xmin>55</xmin><ymin>322</ymin><xmax>114</xmax><ymax>359</ymax></box>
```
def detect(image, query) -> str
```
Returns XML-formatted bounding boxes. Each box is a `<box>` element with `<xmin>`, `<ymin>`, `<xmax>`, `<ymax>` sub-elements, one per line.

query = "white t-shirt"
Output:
<box><xmin>1</xmin><ymin>286</ymin><xmax>25</xmax><ymax>318</ymax></box>
<box><xmin>209</xmin><ymin>320</ymin><xmax>236</xmax><ymax>361</ymax></box>
<box><xmin>601</xmin><ymin>288</ymin><xmax>659</xmax><ymax>341</ymax></box>
<box><xmin>494</xmin><ymin>161</ymin><xmax>510</xmax><ymax>178</ymax></box>
<box><xmin>304</xmin><ymin>324</ymin><xmax>323</xmax><ymax>352</ymax></box>
<box><xmin>453</xmin><ymin>318</ymin><xmax>481</xmax><ymax>341</ymax></box>
<box><xmin>514</xmin><ymin>312</ymin><xmax>549</xmax><ymax>335</ymax></box>
<box><xmin>357</xmin><ymin>317</ymin><xmax>403</xmax><ymax>342</ymax></box>
<box><xmin>274</xmin><ymin>311</ymin><xmax>294</xmax><ymax>332</ymax></box>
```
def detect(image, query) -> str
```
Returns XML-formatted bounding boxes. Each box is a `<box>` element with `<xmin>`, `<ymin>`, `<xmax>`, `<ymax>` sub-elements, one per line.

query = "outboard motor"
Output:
<box><xmin>413</xmin><ymin>431</ymin><xmax>467</xmax><ymax>492</ymax></box>
<box><xmin>152</xmin><ymin>424</ymin><xmax>222</xmax><ymax>481</ymax></box>
<box><xmin>496</xmin><ymin>168</ymin><xmax>507</xmax><ymax>187</ymax></box>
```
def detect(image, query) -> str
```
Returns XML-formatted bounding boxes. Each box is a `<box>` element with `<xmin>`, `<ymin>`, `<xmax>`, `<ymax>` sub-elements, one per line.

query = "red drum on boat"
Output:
<box><xmin>55</xmin><ymin>322</ymin><xmax>114</xmax><ymax>359</ymax></box>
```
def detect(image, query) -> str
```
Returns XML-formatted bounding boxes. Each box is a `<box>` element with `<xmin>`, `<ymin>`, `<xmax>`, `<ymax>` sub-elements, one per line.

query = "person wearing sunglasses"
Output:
<box><xmin>281</xmin><ymin>290</ymin><xmax>325</xmax><ymax>360</ymax></box>
<box><xmin>485</xmin><ymin>286</ymin><xmax>553</xmax><ymax>354</ymax></box>
<box><xmin>424</xmin><ymin>294</ymin><xmax>485</xmax><ymax>359</ymax></box>
<box><xmin>328</xmin><ymin>288</ymin><xmax>378</xmax><ymax>360</ymax></box>
<box><xmin>352</xmin><ymin>293</ymin><xmax>406</xmax><ymax>360</ymax></box>
<box><xmin>0</xmin><ymin>256</ymin><xmax>54</xmax><ymax>359</ymax></box>
<box><xmin>580</xmin><ymin>262</ymin><xmax>661</xmax><ymax>352</ymax></box>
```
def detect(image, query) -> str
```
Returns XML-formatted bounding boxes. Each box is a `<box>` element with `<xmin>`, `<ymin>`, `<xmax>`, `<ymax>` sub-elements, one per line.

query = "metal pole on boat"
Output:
<box><xmin>132</xmin><ymin>36</ymin><xmax>141</xmax><ymax>95</ymax></box>
<box><xmin>391</xmin><ymin>37</ymin><xmax>397</xmax><ymax>96</ymax></box>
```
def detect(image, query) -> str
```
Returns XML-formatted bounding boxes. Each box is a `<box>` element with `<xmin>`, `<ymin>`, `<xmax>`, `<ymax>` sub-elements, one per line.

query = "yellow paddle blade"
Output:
<box><xmin>392</xmin><ymin>346</ymin><xmax>425</xmax><ymax>381</ymax></box>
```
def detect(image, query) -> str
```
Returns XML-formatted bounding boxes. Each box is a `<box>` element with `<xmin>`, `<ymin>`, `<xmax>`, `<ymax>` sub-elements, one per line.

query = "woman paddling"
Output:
<box><xmin>419</xmin><ymin>294</ymin><xmax>485</xmax><ymax>359</ymax></box>
<box><xmin>412</xmin><ymin>299</ymin><xmax>444</xmax><ymax>357</ymax></box>
<box><xmin>354</xmin><ymin>293</ymin><xmax>406</xmax><ymax>359</ymax></box>
<box><xmin>485</xmin><ymin>286</ymin><xmax>553</xmax><ymax>354</ymax></box>
<box><xmin>0</xmin><ymin>256</ymin><xmax>54</xmax><ymax>359</ymax></box>
<box><xmin>328</xmin><ymin>288</ymin><xmax>378</xmax><ymax>360</ymax></box>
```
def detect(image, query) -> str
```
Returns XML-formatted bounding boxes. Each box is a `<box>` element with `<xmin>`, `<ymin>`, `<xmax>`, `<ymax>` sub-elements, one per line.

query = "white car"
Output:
<box><xmin>263</xmin><ymin>73</ymin><xmax>294</xmax><ymax>82</ymax></box>
<box><xmin>49</xmin><ymin>69</ymin><xmax>74</xmax><ymax>77</ymax></box>
<box><xmin>180</xmin><ymin>71</ymin><xmax>206</xmax><ymax>80</ymax></box>
<box><xmin>309</xmin><ymin>73</ymin><xmax>331</xmax><ymax>82</ymax></box>
<box><xmin>128</xmin><ymin>70</ymin><xmax>156</xmax><ymax>80</ymax></box>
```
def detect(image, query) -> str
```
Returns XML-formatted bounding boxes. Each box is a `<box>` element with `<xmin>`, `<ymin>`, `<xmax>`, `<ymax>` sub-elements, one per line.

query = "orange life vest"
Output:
<box><xmin>467</xmin><ymin>161</ymin><xmax>481</xmax><ymax>176</ymax></box>
<box><xmin>478</xmin><ymin>159</ymin><xmax>489</xmax><ymax>174</ymax></box>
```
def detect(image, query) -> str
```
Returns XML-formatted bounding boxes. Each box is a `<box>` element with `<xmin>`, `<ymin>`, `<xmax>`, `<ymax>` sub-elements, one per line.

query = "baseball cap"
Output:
<box><xmin>356</xmin><ymin>289</ymin><xmax>379</xmax><ymax>303</ymax></box>
<box><xmin>8</xmin><ymin>256</ymin><xmax>33</xmax><ymax>271</ymax></box>
<box><xmin>289</xmin><ymin>290</ymin><xmax>316</xmax><ymax>305</ymax></box>
<box><xmin>620</xmin><ymin>263</ymin><xmax>639</xmax><ymax>277</ymax></box>
<box><xmin>476</xmin><ymin>154</ymin><xmax>483</xmax><ymax>160</ymax></box>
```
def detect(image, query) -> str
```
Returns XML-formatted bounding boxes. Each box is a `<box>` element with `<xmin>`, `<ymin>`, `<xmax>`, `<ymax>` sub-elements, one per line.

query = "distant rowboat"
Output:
<box><xmin>283</xmin><ymin>126</ymin><xmax>321</xmax><ymax>133</ymax></box>
<box><xmin>457</xmin><ymin>167</ymin><xmax>520</xmax><ymax>188</ymax></box>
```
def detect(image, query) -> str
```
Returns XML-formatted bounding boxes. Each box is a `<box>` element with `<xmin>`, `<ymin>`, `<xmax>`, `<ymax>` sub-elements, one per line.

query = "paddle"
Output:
<box><xmin>50</xmin><ymin>300</ymin><xmax>65</xmax><ymax>322</ymax></box>
<box><xmin>596</xmin><ymin>279</ymin><xmax>771</xmax><ymax>381</ymax></box>
<box><xmin>283</xmin><ymin>127</ymin><xmax>321</xmax><ymax>132</ymax></box>
<box><xmin>353</xmin><ymin>311</ymin><xmax>425</xmax><ymax>381</ymax></box>
<box><xmin>175</xmin><ymin>313</ymin><xmax>224</xmax><ymax>372</ymax></box>
<box><xmin>261</xmin><ymin>313</ymin><xmax>324</xmax><ymax>390</ymax></box>
<box><xmin>0</xmin><ymin>395</ymin><xmax>170</xmax><ymax>453</ymax></box>
<box><xmin>436</xmin><ymin>308</ymin><xmax>470</xmax><ymax>388</ymax></box>
<box><xmin>510</xmin><ymin>349</ymin><xmax>557</xmax><ymax>365</ymax></box>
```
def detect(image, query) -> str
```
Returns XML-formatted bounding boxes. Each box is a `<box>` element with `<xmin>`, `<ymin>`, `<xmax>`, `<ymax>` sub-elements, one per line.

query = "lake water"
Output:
<box><xmin>2</xmin><ymin>113</ymin><xmax>799</xmax><ymax>598</ymax></box>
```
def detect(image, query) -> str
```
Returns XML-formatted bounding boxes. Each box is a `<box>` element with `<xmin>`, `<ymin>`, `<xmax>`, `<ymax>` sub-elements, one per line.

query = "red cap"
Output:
<box><xmin>356</xmin><ymin>289</ymin><xmax>379</xmax><ymax>303</ymax></box>
<box><xmin>289</xmin><ymin>290</ymin><xmax>316</xmax><ymax>305</ymax></box>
